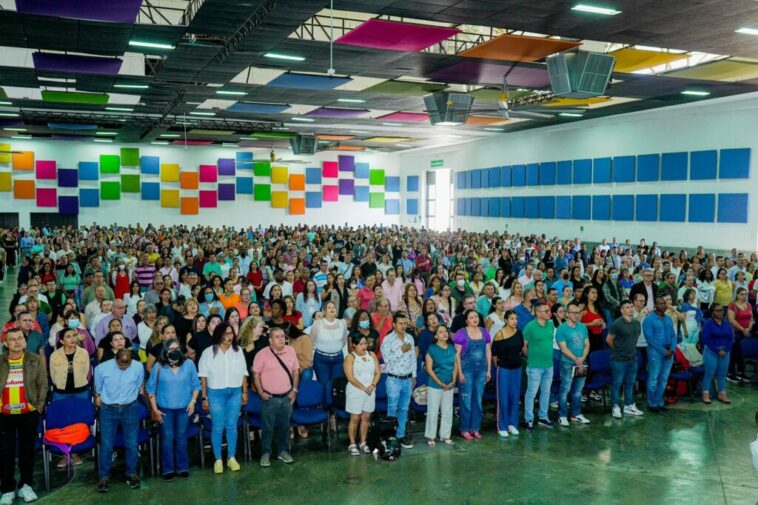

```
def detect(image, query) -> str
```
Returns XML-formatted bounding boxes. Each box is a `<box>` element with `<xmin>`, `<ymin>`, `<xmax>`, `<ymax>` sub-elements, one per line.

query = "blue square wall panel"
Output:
<box><xmin>636</xmin><ymin>195</ymin><xmax>658</xmax><ymax>221</ymax></box>
<box><xmin>471</xmin><ymin>169</ymin><xmax>481</xmax><ymax>189</ymax></box>
<box><xmin>524</xmin><ymin>197</ymin><xmax>539</xmax><ymax>218</ymax></box>
<box><xmin>305</xmin><ymin>191</ymin><xmax>322</xmax><ymax>208</ymax></box>
<box><xmin>511</xmin><ymin>197</ymin><xmax>525</xmax><ymax>218</ymax></box>
<box><xmin>354</xmin><ymin>186</ymin><xmax>369</xmax><ymax>202</ymax></box>
<box><xmin>572</xmin><ymin>195</ymin><xmax>591</xmax><ymax>220</ymax></box>
<box><xmin>501</xmin><ymin>166</ymin><xmax>511</xmax><ymax>187</ymax></box>
<box><xmin>688</xmin><ymin>194</ymin><xmax>715</xmax><ymax>223</ymax></box>
<box><xmin>385</xmin><ymin>199</ymin><xmax>400</xmax><ymax>215</ymax></box>
<box><xmin>592</xmin><ymin>195</ymin><xmax>611</xmax><ymax>220</ymax></box>
<box><xmin>526</xmin><ymin>163</ymin><xmax>539</xmax><ymax>185</ymax></box>
<box><xmin>385</xmin><ymin>176</ymin><xmax>400</xmax><ymax>192</ymax></box>
<box><xmin>661</xmin><ymin>152</ymin><xmax>688</xmax><ymax>181</ymax></box>
<box><xmin>717</xmin><ymin>193</ymin><xmax>749</xmax><ymax>223</ymax></box>
<box><xmin>719</xmin><ymin>148</ymin><xmax>750</xmax><ymax>179</ymax></box>
<box><xmin>488</xmin><ymin>166</ymin><xmax>501</xmax><ymax>187</ymax></box>
<box><xmin>355</xmin><ymin>162</ymin><xmax>370</xmax><ymax>179</ymax></box>
<box><xmin>407</xmin><ymin>198</ymin><xmax>419</xmax><ymax>215</ymax></box>
<box><xmin>487</xmin><ymin>197</ymin><xmax>500</xmax><ymax>217</ymax></box>
<box><xmin>455</xmin><ymin>198</ymin><xmax>465</xmax><ymax>216</ymax></box>
<box><xmin>613</xmin><ymin>156</ymin><xmax>635</xmax><ymax>183</ymax></box>
<box><xmin>139</xmin><ymin>156</ymin><xmax>159</xmax><ymax>175</ymax></box>
<box><xmin>539</xmin><ymin>162</ymin><xmax>556</xmax><ymax>185</ymax></box>
<box><xmin>511</xmin><ymin>164</ymin><xmax>526</xmax><ymax>186</ymax></box>
<box><xmin>479</xmin><ymin>168</ymin><xmax>489</xmax><ymax>189</ymax></box>
<box><xmin>593</xmin><ymin>158</ymin><xmax>612</xmax><ymax>183</ymax></box>
<box><xmin>500</xmin><ymin>197</ymin><xmax>511</xmax><ymax>217</ymax></box>
<box><xmin>660</xmin><ymin>194</ymin><xmax>686</xmax><ymax>222</ymax></box>
<box><xmin>690</xmin><ymin>150</ymin><xmax>717</xmax><ymax>180</ymax></box>
<box><xmin>556</xmin><ymin>196</ymin><xmax>571</xmax><ymax>219</ymax></box>
<box><xmin>471</xmin><ymin>198</ymin><xmax>481</xmax><ymax>217</ymax></box>
<box><xmin>455</xmin><ymin>171</ymin><xmax>465</xmax><ymax>189</ymax></box>
<box><xmin>406</xmin><ymin>175</ymin><xmax>419</xmax><ymax>192</ymax></box>
<box><xmin>573</xmin><ymin>159</ymin><xmax>591</xmax><ymax>184</ymax></box>
<box><xmin>305</xmin><ymin>167</ymin><xmax>322</xmax><ymax>184</ymax></box>
<box><xmin>78</xmin><ymin>161</ymin><xmax>99</xmax><ymax>180</ymax></box>
<box><xmin>556</xmin><ymin>160</ymin><xmax>572</xmax><ymax>185</ymax></box>
<box><xmin>79</xmin><ymin>188</ymin><xmax>99</xmax><ymax>207</ymax></box>
<box><xmin>141</xmin><ymin>182</ymin><xmax>160</xmax><ymax>201</ymax></box>
<box><xmin>612</xmin><ymin>194</ymin><xmax>634</xmax><ymax>221</ymax></box>
<box><xmin>539</xmin><ymin>196</ymin><xmax>555</xmax><ymax>218</ymax></box>
<box><xmin>236</xmin><ymin>177</ymin><xmax>253</xmax><ymax>195</ymax></box>
<box><xmin>637</xmin><ymin>154</ymin><xmax>660</xmax><ymax>181</ymax></box>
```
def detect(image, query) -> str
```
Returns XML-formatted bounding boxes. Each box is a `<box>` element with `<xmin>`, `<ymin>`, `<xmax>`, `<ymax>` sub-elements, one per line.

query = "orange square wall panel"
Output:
<box><xmin>460</xmin><ymin>34</ymin><xmax>582</xmax><ymax>62</ymax></box>
<box><xmin>289</xmin><ymin>198</ymin><xmax>305</xmax><ymax>215</ymax></box>
<box><xmin>289</xmin><ymin>174</ymin><xmax>305</xmax><ymax>191</ymax></box>
<box><xmin>14</xmin><ymin>179</ymin><xmax>35</xmax><ymax>199</ymax></box>
<box><xmin>181</xmin><ymin>197</ymin><xmax>199</xmax><ymax>215</ymax></box>
<box><xmin>12</xmin><ymin>151</ymin><xmax>34</xmax><ymax>170</ymax></box>
<box><xmin>180</xmin><ymin>172</ymin><xmax>199</xmax><ymax>189</ymax></box>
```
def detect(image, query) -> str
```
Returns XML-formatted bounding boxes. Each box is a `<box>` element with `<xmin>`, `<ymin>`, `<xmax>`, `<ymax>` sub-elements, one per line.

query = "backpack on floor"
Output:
<box><xmin>368</xmin><ymin>417</ymin><xmax>401</xmax><ymax>461</ymax></box>
<box><xmin>331</xmin><ymin>376</ymin><xmax>348</xmax><ymax>411</ymax></box>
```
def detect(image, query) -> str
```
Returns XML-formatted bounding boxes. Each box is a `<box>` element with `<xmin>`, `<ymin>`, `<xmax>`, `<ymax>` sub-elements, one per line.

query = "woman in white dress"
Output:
<box><xmin>343</xmin><ymin>333</ymin><xmax>381</xmax><ymax>456</ymax></box>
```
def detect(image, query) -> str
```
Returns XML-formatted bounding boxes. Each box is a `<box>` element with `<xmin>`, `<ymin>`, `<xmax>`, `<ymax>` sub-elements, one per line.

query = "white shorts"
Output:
<box><xmin>345</xmin><ymin>383</ymin><xmax>375</xmax><ymax>414</ymax></box>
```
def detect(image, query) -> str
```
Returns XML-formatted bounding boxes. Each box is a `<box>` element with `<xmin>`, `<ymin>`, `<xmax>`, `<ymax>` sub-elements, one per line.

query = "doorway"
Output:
<box><xmin>0</xmin><ymin>213</ymin><xmax>19</xmax><ymax>229</ymax></box>
<box><xmin>425</xmin><ymin>168</ymin><xmax>454</xmax><ymax>232</ymax></box>
<box><xmin>30</xmin><ymin>213</ymin><xmax>78</xmax><ymax>229</ymax></box>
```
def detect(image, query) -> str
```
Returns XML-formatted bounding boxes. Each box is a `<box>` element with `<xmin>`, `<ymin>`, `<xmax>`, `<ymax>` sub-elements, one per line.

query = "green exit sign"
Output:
<box><xmin>430</xmin><ymin>159</ymin><xmax>444</xmax><ymax>168</ymax></box>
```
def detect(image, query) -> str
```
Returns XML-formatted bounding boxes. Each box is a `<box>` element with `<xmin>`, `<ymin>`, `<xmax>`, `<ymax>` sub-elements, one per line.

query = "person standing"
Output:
<box><xmin>424</xmin><ymin>325</ymin><xmax>458</xmax><ymax>446</ymax></box>
<box><xmin>0</xmin><ymin>328</ymin><xmax>48</xmax><ymax>504</ymax></box>
<box><xmin>94</xmin><ymin>348</ymin><xmax>144</xmax><ymax>493</ymax></box>
<box><xmin>453</xmin><ymin>309</ymin><xmax>492</xmax><ymax>440</ymax></box>
<box><xmin>607</xmin><ymin>300</ymin><xmax>645</xmax><ymax>418</ymax></box>
<box><xmin>701</xmin><ymin>304</ymin><xmax>733</xmax><ymax>404</ymax></box>
<box><xmin>555</xmin><ymin>302</ymin><xmax>591</xmax><ymax>426</ymax></box>
<box><xmin>309</xmin><ymin>301</ymin><xmax>348</xmax><ymax>386</ymax></box>
<box><xmin>146</xmin><ymin>339</ymin><xmax>201</xmax><ymax>481</ymax></box>
<box><xmin>522</xmin><ymin>302</ymin><xmax>555</xmax><ymax>431</ymax></box>
<box><xmin>198</xmin><ymin>323</ymin><xmax>248</xmax><ymax>474</ymax></box>
<box><xmin>252</xmin><ymin>327</ymin><xmax>299</xmax><ymax>468</ymax></box>
<box><xmin>343</xmin><ymin>334</ymin><xmax>381</xmax><ymax>455</ymax></box>
<box><xmin>492</xmin><ymin>310</ymin><xmax>523</xmax><ymax>438</ymax></box>
<box><xmin>643</xmin><ymin>297</ymin><xmax>677</xmax><ymax>413</ymax></box>
<box><xmin>380</xmin><ymin>312</ymin><xmax>417</xmax><ymax>449</ymax></box>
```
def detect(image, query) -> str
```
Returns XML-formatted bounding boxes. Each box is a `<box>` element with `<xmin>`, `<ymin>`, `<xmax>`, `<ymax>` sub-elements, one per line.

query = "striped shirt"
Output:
<box><xmin>134</xmin><ymin>265</ymin><xmax>156</xmax><ymax>288</ymax></box>
<box><xmin>1</xmin><ymin>357</ymin><xmax>34</xmax><ymax>414</ymax></box>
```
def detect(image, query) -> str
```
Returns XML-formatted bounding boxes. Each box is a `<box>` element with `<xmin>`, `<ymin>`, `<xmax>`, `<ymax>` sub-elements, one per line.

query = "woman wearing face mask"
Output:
<box><xmin>113</xmin><ymin>261</ymin><xmax>131</xmax><ymax>300</ymax></box>
<box><xmin>348</xmin><ymin>309</ymin><xmax>378</xmax><ymax>354</ymax></box>
<box><xmin>54</xmin><ymin>309</ymin><xmax>96</xmax><ymax>355</ymax></box>
<box><xmin>147</xmin><ymin>338</ymin><xmax>201</xmax><ymax>481</ymax></box>
<box><xmin>199</xmin><ymin>287</ymin><xmax>225</xmax><ymax>319</ymax></box>
<box><xmin>146</xmin><ymin>323</ymin><xmax>178</xmax><ymax>373</ymax></box>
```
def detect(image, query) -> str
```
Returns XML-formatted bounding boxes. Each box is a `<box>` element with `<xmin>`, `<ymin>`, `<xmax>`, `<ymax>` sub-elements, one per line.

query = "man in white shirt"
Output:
<box><xmin>381</xmin><ymin>269</ymin><xmax>403</xmax><ymax>311</ymax></box>
<box><xmin>85</xmin><ymin>286</ymin><xmax>107</xmax><ymax>326</ymax></box>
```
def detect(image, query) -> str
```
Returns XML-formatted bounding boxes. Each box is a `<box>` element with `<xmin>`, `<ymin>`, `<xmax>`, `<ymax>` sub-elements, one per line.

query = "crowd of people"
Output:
<box><xmin>0</xmin><ymin>224</ymin><xmax>756</xmax><ymax>503</ymax></box>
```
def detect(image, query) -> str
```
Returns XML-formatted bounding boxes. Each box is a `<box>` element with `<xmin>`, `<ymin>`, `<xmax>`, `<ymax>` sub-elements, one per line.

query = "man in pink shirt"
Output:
<box><xmin>381</xmin><ymin>269</ymin><xmax>403</xmax><ymax>311</ymax></box>
<box><xmin>252</xmin><ymin>327</ymin><xmax>299</xmax><ymax>468</ymax></box>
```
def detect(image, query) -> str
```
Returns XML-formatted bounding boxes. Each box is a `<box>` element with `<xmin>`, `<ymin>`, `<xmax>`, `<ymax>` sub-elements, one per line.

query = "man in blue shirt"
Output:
<box><xmin>642</xmin><ymin>297</ymin><xmax>677</xmax><ymax>413</ymax></box>
<box><xmin>94</xmin><ymin>349</ymin><xmax>145</xmax><ymax>493</ymax></box>
<box><xmin>555</xmin><ymin>302</ymin><xmax>591</xmax><ymax>426</ymax></box>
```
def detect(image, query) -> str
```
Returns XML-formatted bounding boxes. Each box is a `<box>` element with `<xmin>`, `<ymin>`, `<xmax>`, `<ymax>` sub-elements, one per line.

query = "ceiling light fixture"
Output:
<box><xmin>0</xmin><ymin>101</ymin><xmax>11</xmax><ymax>106</ymax></box>
<box><xmin>735</xmin><ymin>27</ymin><xmax>758</xmax><ymax>36</ymax></box>
<box><xmin>106</xmin><ymin>107</ymin><xmax>133</xmax><ymax>112</ymax></box>
<box><xmin>216</xmin><ymin>90</ymin><xmax>247</xmax><ymax>95</ymax></box>
<box><xmin>151</xmin><ymin>141</ymin><xmax>169</xmax><ymax>145</ymax></box>
<box><xmin>435</xmin><ymin>121</ymin><xmax>462</xmax><ymax>126</ymax></box>
<box><xmin>396</xmin><ymin>143</ymin><xmax>412</xmax><ymax>147</ymax></box>
<box><xmin>484</xmin><ymin>127</ymin><xmax>505</xmax><ymax>132</ymax></box>
<box><xmin>38</xmin><ymin>77</ymin><xmax>76</xmax><ymax>84</ymax></box>
<box><xmin>381</xmin><ymin>122</ymin><xmax>402</xmax><ymax>126</ymax></box>
<box><xmin>11</xmin><ymin>135</ymin><xmax>31</xmax><ymax>140</ymax></box>
<box><xmin>264</xmin><ymin>52</ymin><xmax>305</xmax><ymax>61</ymax></box>
<box><xmin>572</xmin><ymin>4</ymin><xmax>621</xmax><ymax>15</ymax></box>
<box><xmin>160</xmin><ymin>133</ymin><xmax>181</xmax><ymax>138</ymax></box>
<box><xmin>93</xmin><ymin>138</ymin><xmax>113</xmax><ymax>143</ymax></box>
<box><xmin>222</xmin><ymin>143</ymin><xmax>238</xmax><ymax>147</ymax></box>
<box><xmin>559</xmin><ymin>112</ymin><xmax>584</xmax><ymax>117</ymax></box>
<box><xmin>3</xmin><ymin>127</ymin><xmax>26</xmax><ymax>132</ymax></box>
<box><xmin>290</xmin><ymin>117</ymin><xmax>315</xmax><ymax>122</ymax></box>
<box><xmin>681</xmin><ymin>90</ymin><xmax>710</xmax><ymax>96</ymax></box>
<box><xmin>129</xmin><ymin>40</ymin><xmax>175</xmax><ymax>50</ymax></box>
<box><xmin>114</xmin><ymin>84</ymin><xmax>149</xmax><ymax>89</ymax></box>
<box><xmin>0</xmin><ymin>112</ymin><xmax>19</xmax><ymax>117</ymax></box>
<box><xmin>350</xmin><ymin>130</ymin><xmax>370</xmax><ymax>134</ymax></box>
<box><xmin>337</xmin><ymin>98</ymin><xmax>366</xmax><ymax>103</ymax></box>
<box><xmin>96</xmin><ymin>131</ymin><xmax>118</xmax><ymax>135</ymax></box>
<box><xmin>189</xmin><ymin>111</ymin><xmax>216</xmax><ymax>116</ymax></box>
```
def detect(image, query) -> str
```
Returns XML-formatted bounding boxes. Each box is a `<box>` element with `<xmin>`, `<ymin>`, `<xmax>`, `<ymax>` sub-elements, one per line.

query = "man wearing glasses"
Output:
<box><xmin>523</xmin><ymin>302</ymin><xmax>556</xmax><ymax>431</ymax></box>
<box><xmin>607</xmin><ymin>300</ymin><xmax>645</xmax><ymax>419</ymax></box>
<box><xmin>555</xmin><ymin>302</ymin><xmax>591</xmax><ymax>426</ymax></box>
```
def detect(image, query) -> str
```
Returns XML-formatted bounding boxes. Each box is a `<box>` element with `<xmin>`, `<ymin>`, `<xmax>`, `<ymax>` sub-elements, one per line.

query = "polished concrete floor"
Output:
<box><xmin>2</xmin><ymin>269</ymin><xmax>757</xmax><ymax>505</ymax></box>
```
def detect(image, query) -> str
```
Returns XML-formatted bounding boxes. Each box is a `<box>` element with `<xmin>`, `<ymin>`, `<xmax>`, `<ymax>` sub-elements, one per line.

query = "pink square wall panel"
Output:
<box><xmin>323</xmin><ymin>161</ymin><xmax>338</xmax><ymax>178</ymax></box>
<box><xmin>199</xmin><ymin>165</ymin><xmax>217</xmax><ymax>183</ymax></box>
<box><xmin>199</xmin><ymin>190</ymin><xmax>217</xmax><ymax>208</ymax></box>
<box><xmin>36</xmin><ymin>188</ymin><xmax>57</xmax><ymax>207</ymax></box>
<box><xmin>323</xmin><ymin>185</ymin><xmax>338</xmax><ymax>202</ymax></box>
<box><xmin>35</xmin><ymin>160</ymin><xmax>57</xmax><ymax>179</ymax></box>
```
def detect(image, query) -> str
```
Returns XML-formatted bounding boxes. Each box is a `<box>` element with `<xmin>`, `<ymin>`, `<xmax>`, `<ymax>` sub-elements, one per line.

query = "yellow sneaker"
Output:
<box><xmin>227</xmin><ymin>457</ymin><xmax>240</xmax><ymax>472</ymax></box>
<box><xmin>213</xmin><ymin>459</ymin><xmax>224</xmax><ymax>474</ymax></box>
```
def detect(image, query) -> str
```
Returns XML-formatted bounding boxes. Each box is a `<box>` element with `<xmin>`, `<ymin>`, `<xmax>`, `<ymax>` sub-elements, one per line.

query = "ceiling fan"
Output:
<box><xmin>269</xmin><ymin>147</ymin><xmax>308</xmax><ymax>164</ymax></box>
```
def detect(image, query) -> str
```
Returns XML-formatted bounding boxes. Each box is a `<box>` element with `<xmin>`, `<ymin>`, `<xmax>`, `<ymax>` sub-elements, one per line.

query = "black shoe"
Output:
<box><xmin>648</xmin><ymin>406</ymin><xmax>660</xmax><ymax>413</ymax></box>
<box><xmin>526</xmin><ymin>421</ymin><xmax>534</xmax><ymax>433</ymax></box>
<box><xmin>659</xmin><ymin>406</ymin><xmax>669</xmax><ymax>412</ymax></box>
<box><xmin>726</xmin><ymin>374</ymin><xmax>740</xmax><ymax>384</ymax></box>
<box><xmin>126</xmin><ymin>474</ymin><xmax>141</xmax><ymax>489</ymax></box>
<box><xmin>163</xmin><ymin>473</ymin><xmax>175</xmax><ymax>481</ymax></box>
<box><xmin>538</xmin><ymin>418</ymin><xmax>555</xmax><ymax>429</ymax></box>
<box><xmin>400</xmin><ymin>436</ymin><xmax>414</xmax><ymax>448</ymax></box>
<box><xmin>178</xmin><ymin>471</ymin><xmax>189</xmax><ymax>480</ymax></box>
<box><xmin>97</xmin><ymin>478</ymin><xmax>110</xmax><ymax>493</ymax></box>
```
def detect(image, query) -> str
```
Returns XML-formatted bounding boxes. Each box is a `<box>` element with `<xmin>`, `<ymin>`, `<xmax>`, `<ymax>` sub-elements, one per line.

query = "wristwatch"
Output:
<box><xmin>292</xmin><ymin>388</ymin><xmax>298</xmax><ymax>393</ymax></box>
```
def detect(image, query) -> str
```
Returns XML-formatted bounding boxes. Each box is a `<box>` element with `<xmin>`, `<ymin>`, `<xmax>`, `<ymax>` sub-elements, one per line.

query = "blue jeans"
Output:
<box><xmin>611</xmin><ymin>359</ymin><xmax>638</xmax><ymax>407</ymax></box>
<box><xmin>646</xmin><ymin>352</ymin><xmax>673</xmax><ymax>408</ymax></box>
<box><xmin>558</xmin><ymin>362</ymin><xmax>586</xmax><ymax>418</ymax></box>
<box><xmin>99</xmin><ymin>402</ymin><xmax>140</xmax><ymax>479</ymax></box>
<box><xmin>313</xmin><ymin>351</ymin><xmax>344</xmax><ymax>385</ymax></box>
<box><xmin>385</xmin><ymin>376</ymin><xmax>412</xmax><ymax>438</ymax></box>
<box><xmin>300</xmin><ymin>367</ymin><xmax>314</xmax><ymax>384</ymax></box>
<box><xmin>703</xmin><ymin>347</ymin><xmax>730</xmax><ymax>394</ymax></box>
<box><xmin>459</xmin><ymin>360</ymin><xmax>487</xmax><ymax>432</ymax></box>
<box><xmin>261</xmin><ymin>396</ymin><xmax>292</xmax><ymax>456</ymax></box>
<box><xmin>207</xmin><ymin>387</ymin><xmax>242</xmax><ymax>460</ymax></box>
<box><xmin>52</xmin><ymin>389</ymin><xmax>91</xmax><ymax>402</ymax></box>
<box><xmin>496</xmin><ymin>366</ymin><xmax>521</xmax><ymax>430</ymax></box>
<box><xmin>524</xmin><ymin>367</ymin><xmax>553</xmax><ymax>423</ymax></box>
<box><xmin>160</xmin><ymin>408</ymin><xmax>189</xmax><ymax>474</ymax></box>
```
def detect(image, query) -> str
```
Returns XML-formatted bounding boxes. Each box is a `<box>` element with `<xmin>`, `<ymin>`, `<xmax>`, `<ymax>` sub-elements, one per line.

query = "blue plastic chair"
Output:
<box><xmin>740</xmin><ymin>338</ymin><xmax>758</xmax><ymax>382</ymax></box>
<box><xmin>243</xmin><ymin>392</ymin><xmax>263</xmax><ymax>461</ymax></box>
<box><xmin>291</xmin><ymin>381</ymin><xmax>330</xmax><ymax>451</ymax></box>
<box><xmin>583</xmin><ymin>350</ymin><xmax>613</xmax><ymax>406</ymax></box>
<box><xmin>42</xmin><ymin>398</ymin><xmax>97</xmax><ymax>491</ymax></box>
<box><xmin>325</xmin><ymin>380</ymin><xmax>350</xmax><ymax>442</ymax></box>
<box><xmin>374</xmin><ymin>374</ymin><xmax>388</xmax><ymax>414</ymax></box>
<box><xmin>410</xmin><ymin>369</ymin><xmax>429</xmax><ymax>414</ymax></box>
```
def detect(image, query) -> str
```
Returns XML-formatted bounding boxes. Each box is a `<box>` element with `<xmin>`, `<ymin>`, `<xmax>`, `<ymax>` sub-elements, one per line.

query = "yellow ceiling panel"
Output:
<box><xmin>543</xmin><ymin>97</ymin><xmax>612</xmax><ymax>107</ymax></box>
<box><xmin>610</xmin><ymin>48</ymin><xmax>689</xmax><ymax>73</ymax></box>
<box><xmin>364</xmin><ymin>136</ymin><xmax>412</xmax><ymax>143</ymax></box>
<box><xmin>664</xmin><ymin>59</ymin><xmax>758</xmax><ymax>82</ymax></box>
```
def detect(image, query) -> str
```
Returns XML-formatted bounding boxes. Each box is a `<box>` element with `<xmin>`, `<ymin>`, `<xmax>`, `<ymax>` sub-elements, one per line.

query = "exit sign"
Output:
<box><xmin>430</xmin><ymin>159</ymin><xmax>444</xmax><ymax>168</ymax></box>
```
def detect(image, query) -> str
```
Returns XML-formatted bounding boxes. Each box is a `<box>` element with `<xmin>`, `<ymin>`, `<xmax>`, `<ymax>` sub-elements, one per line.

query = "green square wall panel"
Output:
<box><xmin>369</xmin><ymin>169</ymin><xmax>385</xmax><ymax>185</ymax></box>
<box><xmin>369</xmin><ymin>192</ymin><xmax>385</xmax><ymax>208</ymax></box>
<box><xmin>100</xmin><ymin>181</ymin><xmax>121</xmax><ymax>200</ymax></box>
<box><xmin>254</xmin><ymin>161</ymin><xmax>271</xmax><ymax>177</ymax></box>
<box><xmin>100</xmin><ymin>155</ymin><xmax>120</xmax><ymax>174</ymax></box>
<box><xmin>120</xmin><ymin>148</ymin><xmax>140</xmax><ymax>166</ymax></box>
<box><xmin>121</xmin><ymin>174</ymin><xmax>140</xmax><ymax>193</ymax></box>
<box><xmin>254</xmin><ymin>184</ymin><xmax>271</xmax><ymax>201</ymax></box>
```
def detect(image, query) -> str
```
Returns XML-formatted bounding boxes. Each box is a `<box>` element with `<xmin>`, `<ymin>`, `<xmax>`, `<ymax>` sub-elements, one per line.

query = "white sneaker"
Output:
<box><xmin>549</xmin><ymin>401</ymin><xmax>559</xmax><ymax>410</ymax></box>
<box><xmin>612</xmin><ymin>405</ymin><xmax>622</xmax><ymax>419</ymax></box>
<box><xmin>571</xmin><ymin>414</ymin><xmax>591</xmax><ymax>424</ymax></box>
<box><xmin>558</xmin><ymin>416</ymin><xmax>570</xmax><ymax>427</ymax></box>
<box><xmin>497</xmin><ymin>430</ymin><xmax>509</xmax><ymax>438</ymax></box>
<box><xmin>623</xmin><ymin>404</ymin><xmax>644</xmax><ymax>416</ymax></box>
<box><xmin>0</xmin><ymin>492</ymin><xmax>15</xmax><ymax>505</ymax></box>
<box><xmin>17</xmin><ymin>485</ymin><xmax>37</xmax><ymax>503</ymax></box>
<box><xmin>508</xmin><ymin>425</ymin><xmax>520</xmax><ymax>436</ymax></box>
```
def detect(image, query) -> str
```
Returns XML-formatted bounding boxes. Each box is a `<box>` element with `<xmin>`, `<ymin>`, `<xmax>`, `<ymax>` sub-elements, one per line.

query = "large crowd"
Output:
<box><xmin>0</xmin><ymin>224</ymin><xmax>756</xmax><ymax>503</ymax></box>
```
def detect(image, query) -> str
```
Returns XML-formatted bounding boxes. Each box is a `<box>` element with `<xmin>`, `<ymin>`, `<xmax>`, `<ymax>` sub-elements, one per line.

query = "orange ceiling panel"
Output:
<box><xmin>466</xmin><ymin>115</ymin><xmax>507</xmax><ymax>125</ymax></box>
<box><xmin>316</xmin><ymin>134</ymin><xmax>355</xmax><ymax>141</ymax></box>
<box><xmin>460</xmin><ymin>34</ymin><xmax>581</xmax><ymax>62</ymax></box>
<box><xmin>330</xmin><ymin>145</ymin><xmax>366</xmax><ymax>151</ymax></box>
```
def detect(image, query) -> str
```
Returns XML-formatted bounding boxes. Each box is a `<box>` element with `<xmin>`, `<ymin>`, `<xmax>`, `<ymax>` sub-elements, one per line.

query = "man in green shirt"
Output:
<box><xmin>523</xmin><ymin>302</ymin><xmax>555</xmax><ymax>431</ymax></box>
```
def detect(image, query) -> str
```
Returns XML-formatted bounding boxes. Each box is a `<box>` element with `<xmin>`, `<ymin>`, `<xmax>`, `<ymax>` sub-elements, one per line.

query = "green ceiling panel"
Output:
<box><xmin>120</xmin><ymin>148</ymin><xmax>140</xmax><ymax>166</ymax></box>
<box><xmin>121</xmin><ymin>174</ymin><xmax>140</xmax><ymax>193</ymax></box>
<box><xmin>100</xmin><ymin>154</ymin><xmax>120</xmax><ymax>174</ymax></box>
<box><xmin>41</xmin><ymin>90</ymin><xmax>109</xmax><ymax>105</ymax></box>
<box><xmin>364</xmin><ymin>80</ymin><xmax>446</xmax><ymax>96</ymax></box>
<box><xmin>254</xmin><ymin>183</ymin><xmax>271</xmax><ymax>201</ymax></box>
<box><xmin>369</xmin><ymin>192</ymin><xmax>385</xmax><ymax>209</ymax></box>
<box><xmin>100</xmin><ymin>181</ymin><xmax>121</xmax><ymax>200</ymax></box>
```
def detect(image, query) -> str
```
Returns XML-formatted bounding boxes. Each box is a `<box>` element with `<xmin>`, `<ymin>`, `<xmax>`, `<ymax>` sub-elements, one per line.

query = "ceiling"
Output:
<box><xmin>0</xmin><ymin>0</ymin><xmax>757</xmax><ymax>152</ymax></box>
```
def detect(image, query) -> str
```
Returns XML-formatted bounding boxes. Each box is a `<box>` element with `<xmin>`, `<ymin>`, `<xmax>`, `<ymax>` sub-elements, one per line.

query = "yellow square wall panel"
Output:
<box><xmin>0</xmin><ymin>172</ymin><xmax>11</xmax><ymax>191</ymax></box>
<box><xmin>161</xmin><ymin>189</ymin><xmax>180</xmax><ymax>208</ymax></box>
<box><xmin>160</xmin><ymin>163</ymin><xmax>180</xmax><ymax>182</ymax></box>
<box><xmin>271</xmin><ymin>166</ymin><xmax>288</xmax><ymax>184</ymax></box>
<box><xmin>271</xmin><ymin>191</ymin><xmax>288</xmax><ymax>208</ymax></box>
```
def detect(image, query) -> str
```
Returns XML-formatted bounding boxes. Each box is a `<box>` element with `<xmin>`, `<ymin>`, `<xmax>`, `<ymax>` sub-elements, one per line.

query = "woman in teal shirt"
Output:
<box><xmin>424</xmin><ymin>325</ymin><xmax>458</xmax><ymax>447</ymax></box>
<box><xmin>59</xmin><ymin>264</ymin><xmax>81</xmax><ymax>295</ymax></box>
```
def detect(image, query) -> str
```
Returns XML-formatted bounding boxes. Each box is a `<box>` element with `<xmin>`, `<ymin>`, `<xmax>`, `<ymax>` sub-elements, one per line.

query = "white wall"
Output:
<box><xmin>0</xmin><ymin>139</ymin><xmax>400</xmax><ymax>229</ymax></box>
<box><xmin>397</xmin><ymin>93</ymin><xmax>758</xmax><ymax>251</ymax></box>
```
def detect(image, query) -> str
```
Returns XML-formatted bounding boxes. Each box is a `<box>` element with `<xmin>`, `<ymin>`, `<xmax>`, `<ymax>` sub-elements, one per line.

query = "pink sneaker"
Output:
<box><xmin>460</xmin><ymin>432</ymin><xmax>474</xmax><ymax>441</ymax></box>
<box><xmin>471</xmin><ymin>431</ymin><xmax>482</xmax><ymax>439</ymax></box>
